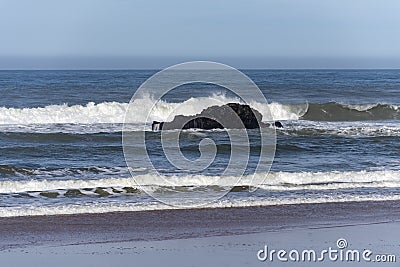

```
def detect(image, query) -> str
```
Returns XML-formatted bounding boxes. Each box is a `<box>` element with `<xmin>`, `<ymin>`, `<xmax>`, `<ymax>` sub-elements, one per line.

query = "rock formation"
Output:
<box><xmin>152</xmin><ymin>103</ymin><xmax>283</xmax><ymax>131</ymax></box>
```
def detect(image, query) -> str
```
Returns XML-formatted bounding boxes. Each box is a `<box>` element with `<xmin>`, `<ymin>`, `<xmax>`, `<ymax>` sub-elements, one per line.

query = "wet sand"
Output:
<box><xmin>1</xmin><ymin>200</ymin><xmax>400</xmax><ymax>250</ymax></box>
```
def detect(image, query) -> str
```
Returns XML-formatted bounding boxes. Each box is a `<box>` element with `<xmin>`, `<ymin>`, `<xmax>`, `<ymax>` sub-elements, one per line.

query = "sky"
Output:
<box><xmin>0</xmin><ymin>0</ymin><xmax>400</xmax><ymax>69</ymax></box>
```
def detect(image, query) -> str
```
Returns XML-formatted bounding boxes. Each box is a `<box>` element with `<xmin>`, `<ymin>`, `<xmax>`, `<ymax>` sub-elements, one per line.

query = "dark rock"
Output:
<box><xmin>39</xmin><ymin>192</ymin><xmax>59</xmax><ymax>198</ymax></box>
<box><xmin>152</xmin><ymin>103</ymin><xmax>282</xmax><ymax>130</ymax></box>
<box><xmin>274</xmin><ymin>121</ymin><xmax>283</xmax><ymax>128</ymax></box>
<box><xmin>122</xmin><ymin>187</ymin><xmax>140</xmax><ymax>194</ymax></box>
<box><xmin>94</xmin><ymin>188</ymin><xmax>111</xmax><ymax>197</ymax></box>
<box><xmin>65</xmin><ymin>189</ymin><xmax>85</xmax><ymax>197</ymax></box>
<box><xmin>230</xmin><ymin>185</ymin><xmax>252</xmax><ymax>192</ymax></box>
<box><xmin>112</xmin><ymin>188</ymin><xmax>123</xmax><ymax>193</ymax></box>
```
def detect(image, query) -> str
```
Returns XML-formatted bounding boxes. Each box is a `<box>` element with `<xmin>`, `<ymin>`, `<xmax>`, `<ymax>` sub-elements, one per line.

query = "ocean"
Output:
<box><xmin>0</xmin><ymin>69</ymin><xmax>399</xmax><ymax>217</ymax></box>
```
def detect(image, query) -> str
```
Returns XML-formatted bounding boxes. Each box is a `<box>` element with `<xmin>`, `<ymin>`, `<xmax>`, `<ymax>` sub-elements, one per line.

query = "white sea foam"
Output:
<box><xmin>1</xmin><ymin>194</ymin><xmax>400</xmax><ymax>218</ymax></box>
<box><xmin>283</xmin><ymin>120</ymin><xmax>400</xmax><ymax>137</ymax></box>
<box><xmin>0</xmin><ymin>94</ymin><xmax>306</xmax><ymax>125</ymax></box>
<box><xmin>0</xmin><ymin>101</ymin><xmax>129</xmax><ymax>124</ymax></box>
<box><xmin>1</xmin><ymin>96</ymin><xmax>398</xmax><ymax>135</ymax></box>
<box><xmin>344</xmin><ymin>103</ymin><xmax>380</xmax><ymax>111</ymax></box>
<box><xmin>1</xmin><ymin>95</ymin><xmax>399</xmax><ymax>126</ymax></box>
<box><xmin>1</xmin><ymin>170</ymin><xmax>399</xmax><ymax>217</ymax></box>
<box><xmin>1</xmin><ymin>170</ymin><xmax>399</xmax><ymax>194</ymax></box>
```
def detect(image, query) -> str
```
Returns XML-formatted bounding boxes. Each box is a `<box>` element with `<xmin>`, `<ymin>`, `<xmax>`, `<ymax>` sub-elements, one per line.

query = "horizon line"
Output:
<box><xmin>1</xmin><ymin>67</ymin><xmax>400</xmax><ymax>71</ymax></box>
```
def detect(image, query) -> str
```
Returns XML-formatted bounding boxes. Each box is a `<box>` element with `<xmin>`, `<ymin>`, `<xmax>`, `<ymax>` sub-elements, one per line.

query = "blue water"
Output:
<box><xmin>1</xmin><ymin>70</ymin><xmax>399</xmax><ymax>107</ymax></box>
<box><xmin>0</xmin><ymin>70</ymin><xmax>399</xmax><ymax>216</ymax></box>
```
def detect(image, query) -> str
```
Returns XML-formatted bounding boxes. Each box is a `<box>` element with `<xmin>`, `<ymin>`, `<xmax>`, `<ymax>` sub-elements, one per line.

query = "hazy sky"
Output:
<box><xmin>1</xmin><ymin>0</ymin><xmax>400</xmax><ymax>69</ymax></box>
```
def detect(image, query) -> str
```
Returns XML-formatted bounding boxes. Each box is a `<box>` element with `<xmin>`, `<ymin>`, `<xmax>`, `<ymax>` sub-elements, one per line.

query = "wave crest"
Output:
<box><xmin>1</xmin><ymin>170</ymin><xmax>399</xmax><ymax>194</ymax></box>
<box><xmin>302</xmin><ymin>102</ymin><xmax>399</xmax><ymax>121</ymax></box>
<box><xmin>0</xmin><ymin>94</ymin><xmax>398</xmax><ymax>126</ymax></box>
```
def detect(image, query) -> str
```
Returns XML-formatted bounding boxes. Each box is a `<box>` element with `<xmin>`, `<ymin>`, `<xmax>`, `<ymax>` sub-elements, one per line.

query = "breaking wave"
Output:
<box><xmin>1</xmin><ymin>170</ymin><xmax>399</xmax><ymax>217</ymax></box>
<box><xmin>1</xmin><ymin>170</ymin><xmax>399</xmax><ymax>194</ymax></box>
<box><xmin>302</xmin><ymin>102</ymin><xmax>399</xmax><ymax>121</ymax></box>
<box><xmin>1</xmin><ymin>94</ymin><xmax>398</xmax><ymax>126</ymax></box>
<box><xmin>0</xmin><ymin>94</ymin><xmax>304</xmax><ymax>124</ymax></box>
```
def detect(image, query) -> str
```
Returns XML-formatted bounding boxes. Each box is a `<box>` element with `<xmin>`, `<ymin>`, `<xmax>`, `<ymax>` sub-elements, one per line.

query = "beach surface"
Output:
<box><xmin>1</xmin><ymin>200</ymin><xmax>399</xmax><ymax>266</ymax></box>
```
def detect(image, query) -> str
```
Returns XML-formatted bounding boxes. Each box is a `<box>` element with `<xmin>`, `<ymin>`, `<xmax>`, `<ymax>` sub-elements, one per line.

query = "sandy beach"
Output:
<box><xmin>1</xmin><ymin>200</ymin><xmax>399</xmax><ymax>266</ymax></box>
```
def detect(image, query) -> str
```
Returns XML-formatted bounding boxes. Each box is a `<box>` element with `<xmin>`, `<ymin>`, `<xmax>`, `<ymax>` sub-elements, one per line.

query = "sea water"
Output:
<box><xmin>0</xmin><ymin>70</ymin><xmax>399</xmax><ymax>216</ymax></box>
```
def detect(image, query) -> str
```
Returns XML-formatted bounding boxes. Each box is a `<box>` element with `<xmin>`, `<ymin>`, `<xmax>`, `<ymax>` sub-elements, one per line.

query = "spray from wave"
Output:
<box><xmin>0</xmin><ymin>93</ymin><xmax>305</xmax><ymax>124</ymax></box>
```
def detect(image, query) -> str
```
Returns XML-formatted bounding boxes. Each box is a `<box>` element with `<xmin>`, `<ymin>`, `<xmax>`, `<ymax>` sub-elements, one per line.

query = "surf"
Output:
<box><xmin>1</xmin><ymin>170</ymin><xmax>399</xmax><ymax>194</ymax></box>
<box><xmin>0</xmin><ymin>96</ymin><xmax>398</xmax><ymax>127</ymax></box>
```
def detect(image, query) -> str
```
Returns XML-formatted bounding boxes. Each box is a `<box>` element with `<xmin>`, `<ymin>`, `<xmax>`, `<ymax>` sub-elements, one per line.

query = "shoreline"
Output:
<box><xmin>1</xmin><ymin>200</ymin><xmax>400</xmax><ymax>251</ymax></box>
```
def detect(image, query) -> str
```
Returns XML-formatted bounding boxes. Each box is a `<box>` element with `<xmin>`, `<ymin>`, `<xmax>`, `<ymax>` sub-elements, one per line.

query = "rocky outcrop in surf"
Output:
<box><xmin>152</xmin><ymin>103</ymin><xmax>283</xmax><ymax>130</ymax></box>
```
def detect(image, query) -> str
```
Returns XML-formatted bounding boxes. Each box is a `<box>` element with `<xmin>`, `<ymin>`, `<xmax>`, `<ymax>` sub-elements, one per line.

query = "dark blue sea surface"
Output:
<box><xmin>0</xmin><ymin>70</ymin><xmax>399</xmax><ymax>107</ymax></box>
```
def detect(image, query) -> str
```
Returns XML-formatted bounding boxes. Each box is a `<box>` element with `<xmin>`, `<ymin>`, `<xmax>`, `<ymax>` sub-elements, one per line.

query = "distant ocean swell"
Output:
<box><xmin>0</xmin><ymin>94</ymin><xmax>399</xmax><ymax>125</ymax></box>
